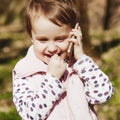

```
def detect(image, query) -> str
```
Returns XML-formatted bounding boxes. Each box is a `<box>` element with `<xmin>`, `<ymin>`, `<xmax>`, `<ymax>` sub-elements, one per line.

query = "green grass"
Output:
<box><xmin>0</xmin><ymin>66</ymin><xmax>11</xmax><ymax>88</ymax></box>
<box><xmin>0</xmin><ymin>92</ymin><xmax>12</xmax><ymax>100</ymax></box>
<box><xmin>0</xmin><ymin>107</ymin><xmax>21</xmax><ymax>120</ymax></box>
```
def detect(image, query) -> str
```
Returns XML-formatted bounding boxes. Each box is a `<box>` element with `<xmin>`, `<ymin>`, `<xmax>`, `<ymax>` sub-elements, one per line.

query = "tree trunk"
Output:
<box><xmin>76</xmin><ymin>0</ymin><xmax>91</xmax><ymax>54</ymax></box>
<box><xmin>104</xmin><ymin>0</ymin><xmax>120</xmax><ymax>29</ymax></box>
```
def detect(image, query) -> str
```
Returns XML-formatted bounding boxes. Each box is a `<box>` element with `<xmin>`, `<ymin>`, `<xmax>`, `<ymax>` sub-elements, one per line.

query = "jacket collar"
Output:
<box><xmin>13</xmin><ymin>45</ymin><xmax>47</xmax><ymax>78</ymax></box>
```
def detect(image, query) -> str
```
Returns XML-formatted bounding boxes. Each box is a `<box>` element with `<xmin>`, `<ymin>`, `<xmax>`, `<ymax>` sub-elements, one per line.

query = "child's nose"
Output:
<box><xmin>48</xmin><ymin>42</ymin><xmax>57</xmax><ymax>53</ymax></box>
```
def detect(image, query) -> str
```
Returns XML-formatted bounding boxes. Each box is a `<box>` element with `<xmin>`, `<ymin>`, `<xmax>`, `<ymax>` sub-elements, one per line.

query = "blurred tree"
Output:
<box><xmin>76</xmin><ymin>0</ymin><xmax>91</xmax><ymax>53</ymax></box>
<box><xmin>104</xmin><ymin>0</ymin><xmax>120</xmax><ymax>29</ymax></box>
<box><xmin>0</xmin><ymin>0</ymin><xmax>25</xmax><ymax>25</ymax></box>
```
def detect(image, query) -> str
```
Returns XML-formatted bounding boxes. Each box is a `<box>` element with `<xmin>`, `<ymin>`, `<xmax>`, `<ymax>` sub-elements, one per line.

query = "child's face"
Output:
<box><xmin>32</xmin><ymin>16</ymin><xmax>72</xmax><ymax>64</ymax></box>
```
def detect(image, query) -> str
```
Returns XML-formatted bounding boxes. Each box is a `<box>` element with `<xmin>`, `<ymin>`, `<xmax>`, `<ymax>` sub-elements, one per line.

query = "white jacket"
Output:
<box><xmin>13</xmin><ymin>45</ymin><xmax>114</xmax><ymax>120</ymax></box>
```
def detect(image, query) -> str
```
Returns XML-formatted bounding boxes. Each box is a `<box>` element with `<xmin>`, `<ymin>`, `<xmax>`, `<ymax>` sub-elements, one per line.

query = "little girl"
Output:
<box><xmin>13</xmin><ymin>0</ymin><xmax>114</xmax><ymax>120</ymax></box>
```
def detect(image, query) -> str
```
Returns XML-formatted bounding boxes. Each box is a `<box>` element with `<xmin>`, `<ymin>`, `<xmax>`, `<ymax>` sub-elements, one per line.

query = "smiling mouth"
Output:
<box><xmin>45</xmin><ymin>54</ymin><xmax>52</xmax><ymax>58</ymax></box>
<box><xmin>45</xmin><ymin>53</ymin><xmax>61</xmax><ymax>58</ymax></box>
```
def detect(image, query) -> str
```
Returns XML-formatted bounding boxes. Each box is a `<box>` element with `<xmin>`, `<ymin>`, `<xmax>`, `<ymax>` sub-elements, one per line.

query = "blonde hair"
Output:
<box><xmin>26</xmin><ymin>0</ymin><xmax>79</xmax><ymax>37</ymax></box>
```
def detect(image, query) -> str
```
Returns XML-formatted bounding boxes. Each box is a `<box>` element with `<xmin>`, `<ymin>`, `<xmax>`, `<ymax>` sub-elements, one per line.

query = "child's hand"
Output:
<box><xmin>48</xmin><ymin>54</ymin><xmax>67</xmax><ymax>79</ymax></box>
<box><xmin>69</xmin><ymin>25</ymin><xmax>84</xmax><ymax>60</ymax></box>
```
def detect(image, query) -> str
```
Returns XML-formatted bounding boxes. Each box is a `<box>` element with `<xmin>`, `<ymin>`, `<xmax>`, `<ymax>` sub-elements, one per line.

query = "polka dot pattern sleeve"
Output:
<box><xmin>13</xmin><ymin>72</ymin><xmax>65</xmax><ymax>120</ymax></box>
<box><xmin>73</xmin><ymin>54</ymin><xmax>114</xmax><ymax>105</ymax></box>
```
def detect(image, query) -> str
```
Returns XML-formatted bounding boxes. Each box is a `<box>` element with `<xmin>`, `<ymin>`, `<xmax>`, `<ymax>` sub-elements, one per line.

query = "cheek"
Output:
<box><xmin>57</xmin><ymin>41</ymin><xmax>69</xmax><ymax>60</ymax></box>
<box><xmin>33</xmin><ymin>42</ymin><xmax>46</xmax><ymax>54</ymax></box>
<box><xmin>59</xmin><ymin>40</ymin><xmax>69</xmax><ymax>52</ymax></box>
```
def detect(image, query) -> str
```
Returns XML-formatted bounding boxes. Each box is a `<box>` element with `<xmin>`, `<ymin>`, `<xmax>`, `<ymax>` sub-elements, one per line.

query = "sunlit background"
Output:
<box><xmin>0</xmin><ymin>0</ymin><xmax>120</xmax><ymax>120</ymax></box>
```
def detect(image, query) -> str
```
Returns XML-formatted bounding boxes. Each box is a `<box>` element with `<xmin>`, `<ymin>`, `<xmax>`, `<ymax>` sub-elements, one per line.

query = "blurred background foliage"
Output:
<box><xmin>0</xmin><ymin>0</ymin><xmax>120</xmax><ymax>120</ymax></box>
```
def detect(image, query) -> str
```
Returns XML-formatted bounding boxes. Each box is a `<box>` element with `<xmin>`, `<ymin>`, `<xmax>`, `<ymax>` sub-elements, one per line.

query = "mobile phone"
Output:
<box><xmin>64</xmin><ymin>23</ymin><xmax>79</xmax><ymax>65</ymax></box>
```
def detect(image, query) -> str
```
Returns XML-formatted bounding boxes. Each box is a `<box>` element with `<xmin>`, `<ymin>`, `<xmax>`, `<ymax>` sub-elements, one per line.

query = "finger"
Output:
<box><xmin>51</xmin><ymin>54</ymin><xmax>58</xmax><ymax>59</ymax></box>
<box><xmin>55</xmin><ymin>54</ymin><xmax>63</xmax><ymax>62</ymax></box>
<box><xmin>72</xmin><ymin>29</ymin><xmax>82</xmax><ymax>45</ymax></box>
<box><xmin>69</xmin><ymin>34</ymin><xmax>81</xmax><ymax>46</ymax></box>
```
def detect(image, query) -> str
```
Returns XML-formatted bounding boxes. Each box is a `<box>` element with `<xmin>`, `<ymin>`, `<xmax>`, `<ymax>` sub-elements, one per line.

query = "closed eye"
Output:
<box><xmin>36</xmin><ymin>37</ymin><xmax>48</xmax><ymax>43</ymax></box>
<box><xmin>39</xmin><ymin>39</ymin><xmax>48</xmax><ymax>42</ymax></box>
<box><xmin>55</xmin><ymin>36</ymin><xmax>68</xmax><ymax>42</ymax></box>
